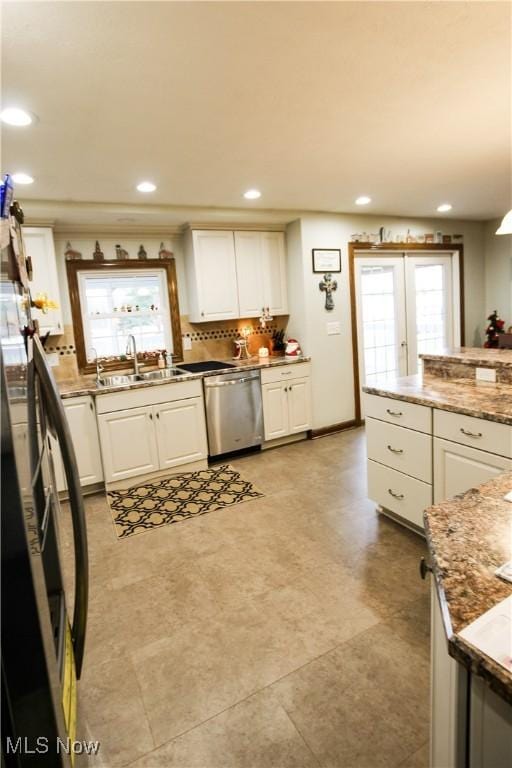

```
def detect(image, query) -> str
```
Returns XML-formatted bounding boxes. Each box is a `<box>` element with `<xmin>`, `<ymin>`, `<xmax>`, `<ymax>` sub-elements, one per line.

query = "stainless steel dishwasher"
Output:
<box><xmin>203</xmin><ymin>369</ymin><xmax>263</xmax><ymax>457</ymax></box>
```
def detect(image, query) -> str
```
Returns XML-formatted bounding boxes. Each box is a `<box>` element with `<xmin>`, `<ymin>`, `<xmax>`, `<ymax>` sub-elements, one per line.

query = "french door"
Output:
<box><xmin>355</xmin><ymin>252</ymin><xmax>458</xmax><ymax>397</ymax></box>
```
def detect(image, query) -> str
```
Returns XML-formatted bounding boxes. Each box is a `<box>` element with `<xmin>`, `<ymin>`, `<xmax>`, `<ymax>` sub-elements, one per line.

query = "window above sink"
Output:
<box><xmin>66</xmin><ymin>258</ymin><xmax>183</xmax><ymax>374</ymax></box>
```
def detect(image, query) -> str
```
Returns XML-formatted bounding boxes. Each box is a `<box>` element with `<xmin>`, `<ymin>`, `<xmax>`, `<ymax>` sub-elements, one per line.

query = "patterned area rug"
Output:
<box><xmin>107</xmin><ymin>464</ymin><xmax>264</xmax><ymax>539</ymax></box>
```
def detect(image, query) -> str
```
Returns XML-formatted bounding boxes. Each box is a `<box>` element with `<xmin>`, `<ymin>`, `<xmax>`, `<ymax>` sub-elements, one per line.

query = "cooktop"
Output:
<box><xmin>178</xmin><ymin>360</ymin><xmax>236</xmax><ymax>373</ymax></box>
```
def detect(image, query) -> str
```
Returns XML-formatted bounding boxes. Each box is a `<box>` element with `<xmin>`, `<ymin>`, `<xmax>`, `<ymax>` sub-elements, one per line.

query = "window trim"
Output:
<box><xmin>66</xmin><ymin>259</ymin><xmax>183</xmax><ymax>374</ymax></box>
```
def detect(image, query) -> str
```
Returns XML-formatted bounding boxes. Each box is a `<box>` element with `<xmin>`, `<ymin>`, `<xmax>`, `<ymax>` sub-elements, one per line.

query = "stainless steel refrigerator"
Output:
<box><xmin>1</xmin><ymin>208</ymin><xmax>89</xmax><ymax>766</ymax></box>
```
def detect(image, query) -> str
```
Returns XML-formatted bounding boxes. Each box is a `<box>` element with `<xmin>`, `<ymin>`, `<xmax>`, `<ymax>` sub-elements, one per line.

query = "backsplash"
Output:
<box><xmin>50</xmin><ymin>316</ymin><xmax>289</xmax><ymax>381</ymax></box>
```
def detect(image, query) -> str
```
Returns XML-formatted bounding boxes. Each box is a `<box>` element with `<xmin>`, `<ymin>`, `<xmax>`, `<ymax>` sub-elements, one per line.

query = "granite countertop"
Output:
<box><xmin>424</xmin><ymin>473</ymin><xmax>512</xmax><ymax>704</ymax></box>
<box><xmin>420</xmin><ymin>347</ymin><xmax>512</xmax><ymax>369</ymax></box>
<box><xmin>57</xmin><ymin>355</ymin><xmax>311</xmax><ymax>398</ymax></box>
<box><xmin>363</xmin><ymin>374</ymin><xmax>512</xmax><ymax>425</ymax></box>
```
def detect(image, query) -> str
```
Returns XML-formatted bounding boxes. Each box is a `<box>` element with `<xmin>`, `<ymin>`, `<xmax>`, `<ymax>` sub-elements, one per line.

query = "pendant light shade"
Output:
<box><xmin>496</xmin><ymin>210</ymin><xmax>512</xmax><ymax>235</ymax></box>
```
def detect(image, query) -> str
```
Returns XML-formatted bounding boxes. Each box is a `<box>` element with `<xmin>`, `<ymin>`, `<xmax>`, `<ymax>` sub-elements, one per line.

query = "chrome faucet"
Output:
<box><xmin>126</xmin><ymin>334</ymin><xmax>140</xmax><ymax>376</ymax></box>
<box><xmin>90</xmin><ymin>347</ymin><xmax>104</xmax><ymax>385</ymax></box>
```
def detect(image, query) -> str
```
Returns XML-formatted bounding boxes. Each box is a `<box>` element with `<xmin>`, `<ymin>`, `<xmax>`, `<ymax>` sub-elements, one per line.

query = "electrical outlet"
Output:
<box><xmin>182</xmin><ymin>336</ymin><xmax>192</xmax><ymax>351</ymax></box>
<box><xmin>327</xmin><ymin>321</ymin><xmax>341</xmax><ymax>335</ymax></box>
<box><xmin>476</xmin><ymin>367</ymin><xmax>496</xmax><ymax>383</ymax></box>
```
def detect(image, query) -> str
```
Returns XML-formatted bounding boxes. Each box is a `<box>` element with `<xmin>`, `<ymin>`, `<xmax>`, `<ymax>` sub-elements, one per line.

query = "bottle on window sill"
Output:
<box><xmin>157</xmin><ymin>353</ymin><xmax>165</xmax><ymax>369</ymax></box>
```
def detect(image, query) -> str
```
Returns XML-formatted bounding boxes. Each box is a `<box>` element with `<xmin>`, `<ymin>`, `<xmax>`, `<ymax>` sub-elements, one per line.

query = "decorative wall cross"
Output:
<box><xmin>319</xmin><ymin>273</ymin><xmax>338</xmax><ymax>311</ymax></box>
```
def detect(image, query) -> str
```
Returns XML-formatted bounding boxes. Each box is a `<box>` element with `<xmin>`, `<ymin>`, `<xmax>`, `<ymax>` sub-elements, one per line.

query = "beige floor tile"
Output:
<box><xmin>398</xmin><ymin>741</ymin><xmax>429</xmax><ymax>768</ymax></box>
<box><xmin>79</xmin><ymin>653</ymin><xmax>154</xmax><ymax>767</ymax></box>
<box><xmin>127</xmin><ymin>689</ymin><xmax>319</xmax><ymax>768</ymax></box>
<box><xmin>271</xmin><ymin>618</ymin><xmax>429</xmax><ymax>768</ymax></box>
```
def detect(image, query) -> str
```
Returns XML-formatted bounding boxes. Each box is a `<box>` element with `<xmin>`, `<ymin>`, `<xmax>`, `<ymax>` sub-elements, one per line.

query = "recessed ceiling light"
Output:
<box><xmin>11</xmin><ymin>172</ymin><xmax>34</xmax><ymax>185</ymax></box>
<box><xmin>437</xmin><ymin>203</ymin><xmax>452</xmax><ymax>213</ymax></box>
<box><xmin>243</xmin><ymin>189</ymin><xmax>261</xmax><ymax>200</ymax></box>
<box><xmin>1</xmin><ymin>107</ymin><xmax>33</xmax><ymax>126</ymax></box>
<box><xmin>355</xmin><ymin>196</ymin><xmax>371</xmax><ymax>206</ymax></box>
<box><xmin>136</xmin><ymin>181</ymin><xmax>156</xmax><ymax>193</ymax></box>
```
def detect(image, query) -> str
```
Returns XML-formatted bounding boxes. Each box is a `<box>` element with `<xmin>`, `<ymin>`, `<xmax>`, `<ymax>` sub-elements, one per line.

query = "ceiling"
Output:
<box><xmin>2</xmin><ymin>1</ymin><xmax>511</xmax><ymax>223</ymax></box>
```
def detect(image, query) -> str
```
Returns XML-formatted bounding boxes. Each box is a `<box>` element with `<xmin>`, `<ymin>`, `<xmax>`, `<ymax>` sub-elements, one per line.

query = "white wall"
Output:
<box><xmin>287</xmin><ymin>213</ymin><xmax>486</xmax><ymax>430</ymax></box>
<box><xmin>53</xmin><ymin>234</ymin><xmax>187</xmax><ymax>326</ymax></box>
<box><xmin>484</xmin><ymin>219</ymin><xmax>512</xmax><ymax>326</ymax></box>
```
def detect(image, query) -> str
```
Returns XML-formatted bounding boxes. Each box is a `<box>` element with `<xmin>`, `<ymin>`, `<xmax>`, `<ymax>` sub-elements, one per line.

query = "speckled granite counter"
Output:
<box><xmin>363</xmin><ymin>374</ymin><xmax>512</xmax><ymax>425</ymax></box>
<box><xmin>57</xmin><ymin>356</ymin><xmax>311</xmax><ymax>399</ymax></box>
<box><xmin>424</xmin><ymin>473</ymin><xmax>512</xmax><ymax>704</ymax></box>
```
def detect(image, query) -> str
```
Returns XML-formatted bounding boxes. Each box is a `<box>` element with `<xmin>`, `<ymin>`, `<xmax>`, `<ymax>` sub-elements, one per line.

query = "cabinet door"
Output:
<box><xmin>154</xmin><ymin>397</ymin><xmax>208</xmax><ymax>469</ymax></box>
<box><xmin>64</xmin><ymin>397</ymin><xmax>104</xmax><ymax>486</ymax></box>
<box><xmin>22</xmin><ymin>227</ymin><xmax>63</xmax><ymax>335</ymax></box>
<box><xmin>98</xmin><ymin>406</ymin><xmax>158</xmax><ymax>483</ymax></box>
<box><xmin>234</xmin><ymin>231</ymin><xmax>265</xmax><ymax>317</ymax></box>
<box><xmin>192</xmin><ymin>231</ymin><xmax>239</xmax><ymax>321</ymax></box>
<box><xmin>287</xmin><ymin>377</ymin><xmax>312</xmax><ymax>434</ymax></box>
<box><xmin>431</xmin><ymin>581</ymin><xmax>468</xmax><ymax>768</ymax></box>
<box><xmin>262</xmin><ymin>232</ymin><xmax>288</xmax><ymax>315</ymax></box>
<box><xmin>262</xmin><ymin>382</ymin><xmax>289</xmax><ymax>440</ymax></box>
<box><xmin>433</xmin><ymin>437</ymin><xmax>512</xmax><ymax>503</ymax></box>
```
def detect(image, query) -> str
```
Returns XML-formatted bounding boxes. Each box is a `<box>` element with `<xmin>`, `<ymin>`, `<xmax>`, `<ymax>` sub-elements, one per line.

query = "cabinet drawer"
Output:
<box><xmin>364</xmin><ymin>393</ymin><xmax>431</xmax><ymax>434</ymax></box>
<box><xmin>366</xmin><ymin>417</ymin><xmax>432</xmax><ymax>483</ymax></box>
<box><xmin>434</xmin><ymin>409</ymin><xmax>512</xmax><ymax>458</ymax></box>
<box><xmin>96</xmin><ymin>379</ymin><xmax>203</xmax><ymax>414</ymax></box>
<box><xmin>367</xmin><ymin>459</ymin><xmax>432</xmax><ymax>529</ymax></box>
<box><xmin>261</xmin><ymin>362</ymin><xmax>310</xmax><ymax>385</ymax></box>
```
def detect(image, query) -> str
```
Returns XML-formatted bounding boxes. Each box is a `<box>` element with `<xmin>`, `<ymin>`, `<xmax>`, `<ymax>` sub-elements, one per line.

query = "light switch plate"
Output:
<box><xmin>327</xmin><ymin>321</ymin><xmax>341</xmax><ymax>335</ymax></box>
<box><xmin>182</xmin><ymin>336</ymin><xmax>192</xmax><ymax>351</ymax></box>
<box><xmin>45</xmin><ymin>352</ymin><xmax>59</xmax><ymax>367</ymax></box>
<box><xmin>476</xmin><ymin>367</ymin><xmax>496</xmax><ymax>383</ymax></box>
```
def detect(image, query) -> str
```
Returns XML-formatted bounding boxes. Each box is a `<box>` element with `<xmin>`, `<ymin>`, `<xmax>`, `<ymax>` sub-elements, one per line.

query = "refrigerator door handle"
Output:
<box><xmin>31</xmin><ymin>336</ymin><xmax>89</xmax><ymax>678</ymax></box>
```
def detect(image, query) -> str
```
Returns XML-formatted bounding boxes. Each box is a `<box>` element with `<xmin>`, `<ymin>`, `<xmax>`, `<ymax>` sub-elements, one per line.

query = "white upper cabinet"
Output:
<box><xmin>185</xmin><ymin>230</ymin><xmax>239</xmax><ymax>322</ymax></box>
<box><xmin>185</xmin><ymin>229</ymin><xmax>288</xmax><ymax>322</ymax></box>
<box><xmin>261</xmin><ymin>232</ymin><xmax>288</xmax><ymax>315</ymax></box>
<box><xmin>22</xmin><ymin>227</ymin><xmax>63</xmax><ymax>336</ymax></box>
<box><xmin>234</xmin><ymin>231</ymin><xmax>288</xmax><ymax>317</ymax></box>
<box><xmin>235</xmin><ymin>232</ymin><xmax>265</xmax><ymax>317</ymax></box>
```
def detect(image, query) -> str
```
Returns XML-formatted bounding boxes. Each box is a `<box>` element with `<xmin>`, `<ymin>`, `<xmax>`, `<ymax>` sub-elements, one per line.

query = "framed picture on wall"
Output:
<box><xmin>312</xmin><ymin>248</ymin><xmax>341</xmax><ymax>273</ymax></box>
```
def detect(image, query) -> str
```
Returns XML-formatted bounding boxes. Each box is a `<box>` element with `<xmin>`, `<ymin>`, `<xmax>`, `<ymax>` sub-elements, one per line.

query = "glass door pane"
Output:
<box><xmin>405</xmin><ymin>256</ymin><xmax>454</xmax><ymax>374</ymax></box>
<box><xmin>355</xmin><ymin>257</ymin><xmax>407</xmax><ymax>399</ymax></box>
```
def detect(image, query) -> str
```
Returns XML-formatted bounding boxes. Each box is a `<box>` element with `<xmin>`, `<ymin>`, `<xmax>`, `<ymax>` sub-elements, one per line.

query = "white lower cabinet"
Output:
<box><xmin>155</xmin><ymin>398</ymin><xmax>208</xmax><ymax>469</ymax></box>
<box><xmin>261</xmin><ymin>370</ymin><xmax>312</xmax><ymax>441</ymax></box>
<box><xmin>431</xmin><ymin>582</ymin><xmax>468</xmax><ymax>768</ymax></box>
<box><xmin>53</xmin><ymin>395</ymin><xmax>104</xmax><ymax>492</ymax></box>
<box><xmin>433</xmin><ymin>437</ymin><xmax>512</xmax><ymax>503</ymax></box>
<box><xmin>288</xmin><ymin>377</ymin><xmax>312</xmax><ymax>433</ymax></box>
<box><xmin>98</xmin><ymin>406</ymin><xmax>159</xmax><ymax>483</ymax></box>
<box><xmin>97</xmin><ymin>386</ymin><xmax>208</xmax><ymax>484</ymax></box>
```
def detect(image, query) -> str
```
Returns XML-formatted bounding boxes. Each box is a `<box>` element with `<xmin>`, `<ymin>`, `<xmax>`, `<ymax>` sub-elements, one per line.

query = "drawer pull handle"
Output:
<box><xmin>419</xmin><ymin>557</ymin><xmax>433</xmax><ymax>580</ymax></box>
<box><xmin>460</xmin><ymin>427</ymin><xmax>482</xmax><ymax>438</ymax></box>
<box><xmin>386</xmin><ymin>408</ymin><xmax>403</xmax><ymax>417</ymax></box>
<box><xmin>387</xmin><ymin>445</ymin><xmax>403</xmax><ymax>454</ymax></box>
<box><xmin>388</xmin><ymin>488</ymin><xmax>404</xmax><ymax>500</ymax></box>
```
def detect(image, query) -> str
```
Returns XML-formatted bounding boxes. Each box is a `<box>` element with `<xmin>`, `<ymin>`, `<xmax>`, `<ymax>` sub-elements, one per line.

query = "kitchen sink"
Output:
<box><xmin>140</xmin><ymin>368</ymin><xmax>187</xmax><ymax>380</ymax></box>
<box><xmin>97</xmin><ymin>374</ymin><xmax>143</xmax><ymax>387</ymax></box>
<box><xmin>98</xmin><ymin>368</ymin><xmax>187</xmax><ymax>387</ymax></box>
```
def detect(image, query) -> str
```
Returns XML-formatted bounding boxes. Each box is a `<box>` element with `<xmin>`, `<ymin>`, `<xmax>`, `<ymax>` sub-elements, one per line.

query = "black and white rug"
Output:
<box><xmin>107</xmin><ymin>464</ymin><xmax>264</xmax><ymax>538</ymax></box>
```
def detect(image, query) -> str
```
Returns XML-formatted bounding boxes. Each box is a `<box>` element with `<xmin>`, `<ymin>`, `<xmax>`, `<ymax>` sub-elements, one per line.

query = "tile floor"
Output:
<box><xmin>61</xmin><ymin>428</ymin><xmax>430</xmax><ymax>767</ymax></box>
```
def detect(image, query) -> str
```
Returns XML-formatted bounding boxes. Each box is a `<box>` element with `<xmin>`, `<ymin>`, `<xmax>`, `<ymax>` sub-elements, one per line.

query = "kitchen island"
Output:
<box><xmin>425</xmin><ymin>472</ymin><xmax>512</xmax><ymax>768</ymax></box>
<box><xmin>362</xmin><ymin>350</ymin><xmax>512</xmax><ymax>532</ymax></box>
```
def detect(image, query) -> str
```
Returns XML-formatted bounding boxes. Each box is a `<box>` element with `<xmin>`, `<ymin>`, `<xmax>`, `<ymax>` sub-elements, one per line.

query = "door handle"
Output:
<box><xmin>388</xmin><ymin>488</ymin><xmax>404</xmax><ymax>500</ymax></box>
<box><xmin>386</xmin><ymin>408</ymin><xmax>403</xmax><ymax>417</ymax></box>
<box><xmin>387</xmin><ymin>445</ymin><xmax>403</xmax><ymax>454</ymax></box>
